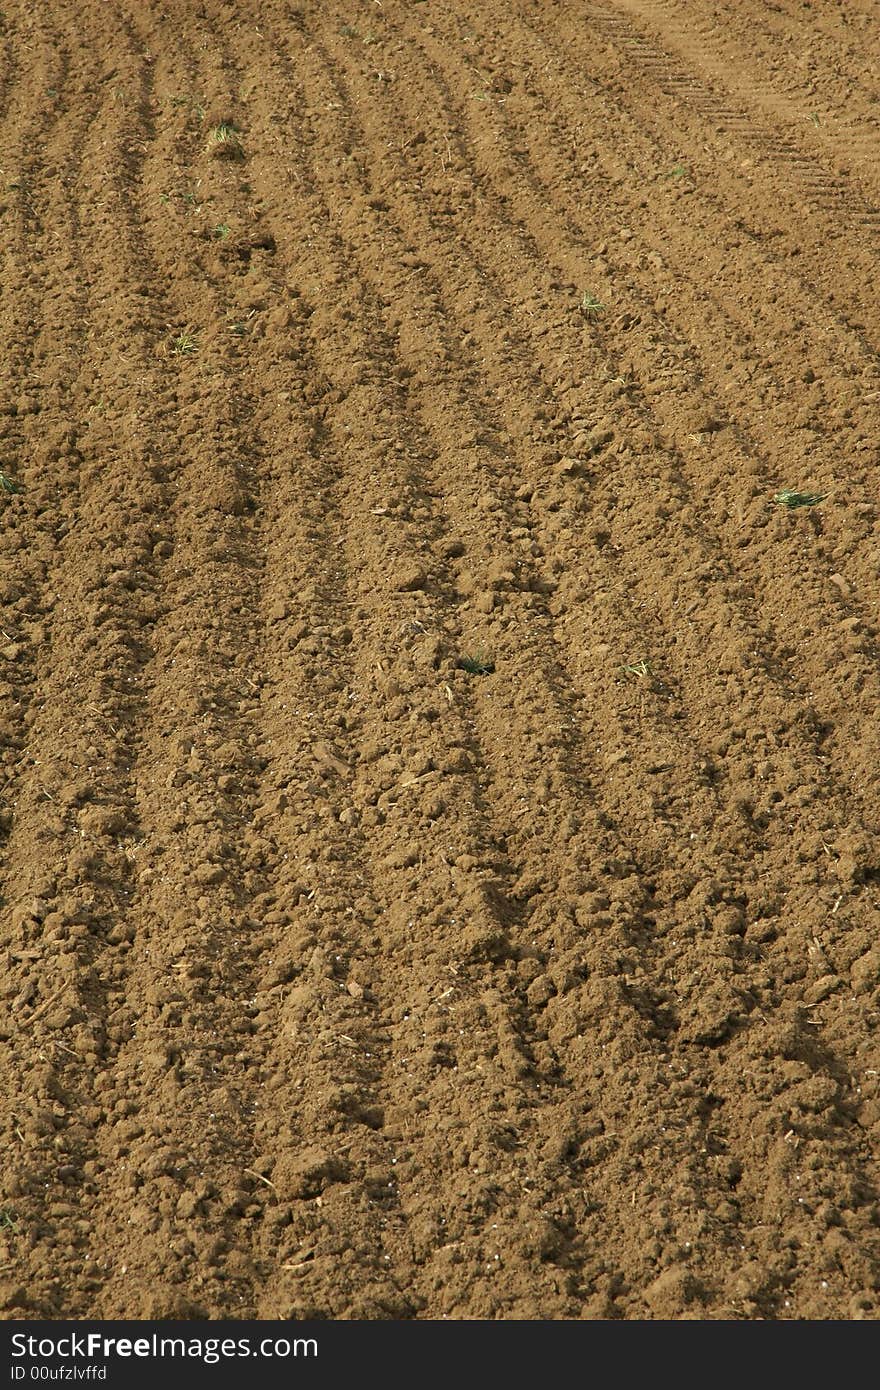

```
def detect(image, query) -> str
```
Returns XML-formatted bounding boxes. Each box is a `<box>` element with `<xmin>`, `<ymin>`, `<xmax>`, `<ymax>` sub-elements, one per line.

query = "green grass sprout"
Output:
<box><xmin>580</xmin><ymin>290</ymin><xmax>605</xmax><ymax>318</ymax></box>
<box><xmin>458</xmin><ymin>652</ymin><xmax>495</xmax><ymax>676</ymax></box>
<box><xmin>621</xmin><ymin>659</ymin><xmax>653</xmax><ymax>679</ymax></box>
<box><xmin>169</xmin><ymin>328</ymin><xmax>200</xmax><ymax>356</ymax></box>
<box><xmin>774</xmin><ymin>488</ymin><xmax>825</xmax><ymax>509</ymax></box>
<box><xmin>208</xmin><ymin>122</ymin><xmax>244</xmax><ymax>159</ymax></box>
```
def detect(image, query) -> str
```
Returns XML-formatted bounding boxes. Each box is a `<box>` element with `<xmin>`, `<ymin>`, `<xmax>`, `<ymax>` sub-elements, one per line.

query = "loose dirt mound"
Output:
<box><xmin>1</xmin><ymin>0</ymin><xmax>879</xmax><ymax>1320</ymax></box>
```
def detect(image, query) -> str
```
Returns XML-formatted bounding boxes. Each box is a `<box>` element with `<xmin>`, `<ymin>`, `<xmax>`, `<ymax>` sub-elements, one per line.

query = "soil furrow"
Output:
<box><xmin>2</xmin><ymin>0</ymin><xmax>879</xmax><ymax>1322</ymax></box>
<box><xmin>340</xmin><ymin>4</ymin><xmax>880</xmax><ymax>870</ymax></box>
<box><xmin>312</xmin><ymin>5</ymin><xmax>878</xmax><ymax>1317</ymax></box>
<box><xmin>492</xmin><ymin>0</ymin><xmax>880</xmax><ymax>377</ymax></box>
<box><xmin>230</xmin><ymin>14</ymin><xmax>610</xmax><ymax>1317</ymax></box>
<box><xmin>62</xmin><ymin>10</ymin><xmax>295</xmax><ymax>1318</ymax></box>
<box><xmin>193</xmin><ymin>13</ymin><xmax>672</xmax><ymax>1312</ymax></box>
<box><xmin>0</xmin><ymin>11</ymin><xmax>180</xmax><ymax>1315</ymax></box>
<box><xmin>3</xmin><ymin>3</ymin><xmax>273</xmax><ymax>1317</ymax></box>
<box><xmin>234</xmin><ymin>8</ymin><xmax>767</xmax><ymax>1312</ymax></box>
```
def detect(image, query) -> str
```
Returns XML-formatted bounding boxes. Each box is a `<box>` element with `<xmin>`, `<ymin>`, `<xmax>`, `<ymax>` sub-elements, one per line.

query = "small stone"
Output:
<box><xmin>78</xmin><ymin>806</ymin><xmax>127</xmax><ymax>838</ymax></box>
<box><xmin>526</xmin><ymin>974</ymin><xmax>553</xmax><ymax>1008</ymax></box>
<box><xmin>644</xmin><ymin>1267</ymin><xmax>705</xmax><ymax>1314</ymax></box>
<box><xmin>715</xmin><ymin>906</ymin><xmax>745</xmax><ymax>936</ymax></box>
<box><xmin>851</xmin><ymin>948</ymin><xmax>880</xmax><ymax>995</ymax></box>
<box><xmin>829</xmin><ymin>573</ymin><xmax>852</xmax><ymax>597</ymax></box>
<box><xmin>176</xmin><ymin>1191</ymin><xmax>201</xmax><ymax>1220</ymax></box>
<box><xmin>193</xmin><ymin>863</ymin><xmax>225</xmax><ymax>887</ymax></box>
<box><xmin>440</xmin><ymin>748</ymin><xmax>472</xmax><ymax>775</ymax></box>
<box><xmin>274</xmin><ymin>1146</ymin><xmax>349</xmax><ymax>1200</ymax></box>
<box><xmin>803</xmin><ymin>974</ymin><xmax>841</xmax><ymax>1006</ymax></box>
<box><xmin>394</xmin><ymin>566</ymin><xmax>428</xmax><ymax>593</ymax></box>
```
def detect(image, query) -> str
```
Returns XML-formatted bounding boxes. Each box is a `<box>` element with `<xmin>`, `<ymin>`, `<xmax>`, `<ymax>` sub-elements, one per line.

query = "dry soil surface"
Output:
<box><xmin>1</xmin><ymin>0</ymin><xmax>880</xmax><ymax>1321</ymax></box>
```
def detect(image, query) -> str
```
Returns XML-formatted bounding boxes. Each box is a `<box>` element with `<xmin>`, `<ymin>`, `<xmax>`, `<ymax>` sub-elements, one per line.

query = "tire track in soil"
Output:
<box><xmin>471</xmin><ymin>8</ymin><xmax>880</xmax><ymax>422</ymax></box>
<box><xmin>502</xmin><ymin>0</ymin><xmax>880</xmax><ymax>380</ymax></box>
<box><xmin>378</xmin><ymin>2</ymin><xmax>878</xmax><ymax>878</ymax></box>
<box><xmin>535</xmin><ymin>0</ymin><xmax>880</xmax><ymax>351</ymax></box>
<box><xmin>440</xmin><ymin>0</ymin><xmax>880</xmax><ymax>837</ymax></box>
<box><xmin>608</xmin><ymin>0</ymin><xmax>880</xmax><ymax>190</ymax></box>
<box><xmin>585</xmin><ymin>1</ymin><xmax>880</xmax><ymax>231</ymax></box>
<box><xmin>118</xmin><ymin>0</ymin><xmax>878</xmax><ymax>1317</ymax></box>
<box><xmin>297</xmin><ymin>2</ymin><xmax>878</xmax><ymax>1312</ymax></box>
<box><xmin>444</xmin><ymin>0</ymin><xmax>878</xmax><ymax>1306</ymax></box>
<box><xmin>458</xmin><ymin>0</ymin><xmax>880</xmax><ymax>834</ymax></box>
<box><xmin>475</xmin><ymin>0</ymin><xmax>880</xmax><ymax>743</ymax></box>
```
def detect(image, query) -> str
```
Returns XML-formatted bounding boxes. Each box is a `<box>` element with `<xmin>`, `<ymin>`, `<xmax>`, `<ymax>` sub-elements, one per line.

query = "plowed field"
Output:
<box><xmin>1</xmin><ymin>0</ymin><xmax>880</xmax><ymax>1321</ymax></box>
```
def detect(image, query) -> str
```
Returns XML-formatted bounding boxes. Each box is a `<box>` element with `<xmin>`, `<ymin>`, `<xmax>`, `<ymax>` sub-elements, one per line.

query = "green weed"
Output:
<box><xmin>458</xmin><ymin>652</ymin><xmax>495</xmax><ymax>676</ymax></box>
<box><xmin>621</xmin><ymin>659</ymin><xmax>653</xmax><ymax>679</ymax></box>
<box><xmin>227</xmin><ymin>308</ymin><xmax>257</xmax><ymax>337</ymax></box>
<box><xmin>168</xmin><ymin>328</ymin><xmax>200</xmax><ymax>357</ymax></box>
<box><xmin>160</xmin><ymin>186</ymin><xmax>202</xmax><ymax>210</ymax></box>
<box><xmin>774</xmin><ymin>488</ymin><xmax>825</xmax><ymax>509</ymax></box>
<box><xmin>208</xmin><ymin>122</ymin><xmax>244</xmax><ymax>159</ymax></box>
<box><xmin>580</xmin><ymin>291</ymin><xmax>605</xmax><ymax>319</ymax></box>
<box><xmin>214</xmin><ymin>222</ymin><xmax>231</xmax><ymax>240</ymax></box>
<box><xmin>0</xmin><ymin>470</ymin><xmax>22</xmax><ymax>494</ymax></box>
<box><xmin>166</xmin><ymin>94</ymin><xmax>206</xmax><ymax>120</ymax></box>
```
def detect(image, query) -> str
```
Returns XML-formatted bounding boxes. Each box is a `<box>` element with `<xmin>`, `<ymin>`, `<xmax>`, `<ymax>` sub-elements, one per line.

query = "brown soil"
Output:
<box><xmin>1</xmin><ymin>0</ymin><xmax>879</xmax><ymax>1322</ymax></box>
